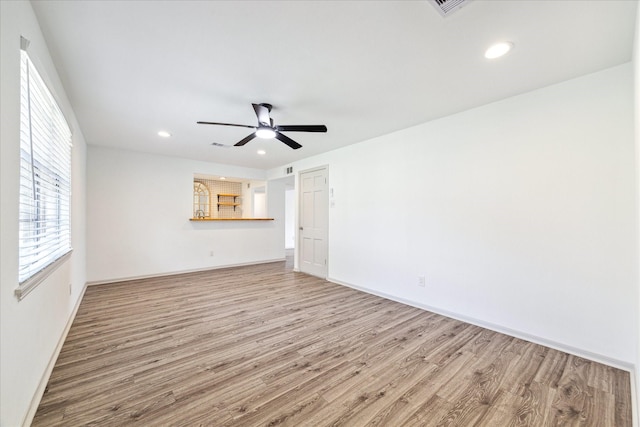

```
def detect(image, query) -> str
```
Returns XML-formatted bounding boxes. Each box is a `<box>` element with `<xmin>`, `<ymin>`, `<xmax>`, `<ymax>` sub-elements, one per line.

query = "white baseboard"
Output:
<box><xmin>327</xmin><ymin>276</ymin><xmax>635</xmax><ymax>373</ymax></box>
<box><xmin>631</xmin><ymin>368</ymin><xmax>638</xmax><ymax>427</ymax></box>
<box><xmin>21</xmin><ymin>271</ymin><xmax>637</xmax><ymax>426</ymax></box>
<box><xmin>329</xmin><ymin>276</ymin><xmax>639</xmax><ymax>425</ymax></box>
<box><xmin>87</xmin><ymin>258</ymin><xmax>286</xmax><ymax>286</ymax></box>
<box><xmin>22</xmin><ymin>282</ymin><xmax>88</xmax><ymax>427</ymax></box>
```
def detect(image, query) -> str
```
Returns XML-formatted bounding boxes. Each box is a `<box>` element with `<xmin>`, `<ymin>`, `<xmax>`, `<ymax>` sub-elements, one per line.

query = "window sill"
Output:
<box><xmin>15</xmin><ymin>250</ymin><xmax>73</xmax><ymax>301</ymax></box>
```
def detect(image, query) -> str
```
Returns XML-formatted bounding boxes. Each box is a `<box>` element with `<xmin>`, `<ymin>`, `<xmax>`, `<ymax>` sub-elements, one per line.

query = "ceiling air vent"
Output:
<box><xmin>428</xmin><ymin>0</ymin><xmax>471</xmax><ymax>17</ymax></box>
<box><xmin>211</xmin><ymin>142</ymin><xmax>230</xmax><ymax>148</ymax></box>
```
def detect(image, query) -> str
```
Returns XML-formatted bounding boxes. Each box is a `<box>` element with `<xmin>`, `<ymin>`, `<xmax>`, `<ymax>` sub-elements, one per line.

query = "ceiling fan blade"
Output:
<box><xmin>234</xmin><ymin>133</ymin><xmax>257</xmax><ymax>147</ymax></box>
<box><xmin>274</xmin><ymin>132</ymin><xmax>302</xmax><ymax>150</ymax></box>
<box><xmin>252</xmin><ymin>103</ymin><xmax>272</xmax><ymax>126</ymax></box>
<box><xmin>197</xmin><ymin>121</ymin><xmax>256</xmax><ymax>129</ymax></box>
<box><xmin>276</xmin><ymin>125</ymin><xmax>327</xmax><ymax>133</ymax></box>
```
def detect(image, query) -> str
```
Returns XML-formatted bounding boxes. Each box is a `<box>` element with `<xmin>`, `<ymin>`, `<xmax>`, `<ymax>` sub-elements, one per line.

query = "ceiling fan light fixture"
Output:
<box><xmin>485</xmin><ymin>41</ymin><xmax>513</xmax><ymax>59</ymax></box>
<box><xmin>198</xmin><ymin>103</ymin><xmax>326</xmax><ymax>149</ymax></box>
<box><xmin>255</xmin><ymin>127</ymin><xmax>276</xmax><ymax>139</ymax></box>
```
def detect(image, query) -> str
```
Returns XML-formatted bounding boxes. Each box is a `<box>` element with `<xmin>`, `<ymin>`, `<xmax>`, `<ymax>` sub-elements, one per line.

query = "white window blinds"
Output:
<box><xmin>18</xmin><ymin>47</ymin><xmax>72</xmax><ymax>291</ymax></box>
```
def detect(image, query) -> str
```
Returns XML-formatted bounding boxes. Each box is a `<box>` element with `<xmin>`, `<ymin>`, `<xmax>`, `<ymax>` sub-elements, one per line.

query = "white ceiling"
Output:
<box><xmin>32</xmin><ymin>0</ymin><xmax>637</xmax><ymax>170</ymax></box>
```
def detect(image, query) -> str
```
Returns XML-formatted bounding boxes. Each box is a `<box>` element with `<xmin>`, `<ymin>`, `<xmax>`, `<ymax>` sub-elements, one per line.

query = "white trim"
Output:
<box><xmin>15</xmin><ymin>250</ymin><xmax>72</xmax><ymax>300</ymax></box>
<box><xmin>22</xmin><ymin>281</ymin><xmax>88</xmax><ymax>427</ymax></box>
<box><xmin>631</xmin><ymin>367</ymin><xmax>638</xmax><ymax>427</ymax></box>
<box><xmin>87</xmin><ymin>258</ymin><xmax>286</xmax><ymax>286</ymax></box>
<box><xmin>328</xmin><ymin>276</ymin><xmax>635</xmax><ymax>373</ymax></box>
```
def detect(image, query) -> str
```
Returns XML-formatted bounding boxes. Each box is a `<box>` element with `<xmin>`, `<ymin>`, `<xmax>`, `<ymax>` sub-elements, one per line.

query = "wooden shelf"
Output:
<box><xmin>217</xmin><ymin>193</ymin><xmax>241</xmax><ymax>211</ymax></box>
<box><xmin>190</xmin><ymin>218</ymin><xmax>274</xmax><ymax>221</ymax></box>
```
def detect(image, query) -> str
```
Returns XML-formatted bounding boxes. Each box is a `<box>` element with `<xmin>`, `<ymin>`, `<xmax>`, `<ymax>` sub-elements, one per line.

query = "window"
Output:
<box><xmin>16</xmin><ymin>43</ymin><xmax>72</xmax><ymax>299</ymax></box>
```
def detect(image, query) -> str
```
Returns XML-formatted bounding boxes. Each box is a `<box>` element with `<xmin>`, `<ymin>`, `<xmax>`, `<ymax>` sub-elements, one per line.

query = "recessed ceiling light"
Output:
<box><xmin>157</xmin><ymin>130</ymin><xmax>171</xmax><ymax>138</ymax></box>
<box><xmin>485</xmin><ymin>41</ymin><xmax>513</xmax><ymax>59</ymax></box>
<box><xmin>257</xmin><ymin>150</ymin><xmax>266</xmax><ymax>155</ymax></box>
<box><xmin>219</xmin><ymin>176</ymin><xmax>226</xmax><ymax>180</ymax></box>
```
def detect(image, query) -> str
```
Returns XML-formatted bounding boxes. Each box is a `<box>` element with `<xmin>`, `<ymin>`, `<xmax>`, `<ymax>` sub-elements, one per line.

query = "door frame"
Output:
<box><xmin>296</xmin><ymin>165</ymin><xmax>329</xmax><ymax>277</ymax></box>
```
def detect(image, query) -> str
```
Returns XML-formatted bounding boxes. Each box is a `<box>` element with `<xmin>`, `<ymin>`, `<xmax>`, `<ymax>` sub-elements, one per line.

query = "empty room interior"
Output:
<box><xmin>1</xmin><ymin>0</ymin><xmax>640</xmax><ymax>426</ymax></box>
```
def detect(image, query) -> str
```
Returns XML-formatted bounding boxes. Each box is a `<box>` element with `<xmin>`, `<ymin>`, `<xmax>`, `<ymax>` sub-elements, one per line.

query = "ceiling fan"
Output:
<box><xmin>197</xmin><ymin>103</ymin><xmax>327</xmax><ymax>150</ymax></box>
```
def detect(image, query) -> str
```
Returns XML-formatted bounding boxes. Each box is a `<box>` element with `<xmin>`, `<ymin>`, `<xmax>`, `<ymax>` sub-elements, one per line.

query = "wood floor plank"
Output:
<box><xmin>507</xmin><ymin>380</ymin><xmax>547</xmax><ymax>426</ymax></box>
<box><xmin>32</xmin><ymin>259</ymin><xmax>632</xmax><ymax>426</ymax></box>
<box><xmin>364</xmin><ymin>351</ymin><xmax>474</xmax><ymax>426</ymax></box>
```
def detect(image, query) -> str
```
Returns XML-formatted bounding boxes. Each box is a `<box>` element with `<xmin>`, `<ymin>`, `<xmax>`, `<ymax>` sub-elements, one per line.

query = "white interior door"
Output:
<box><xmin>299</xmin><ymin>167</ymin><xmax>328</xmax><ymax>278</ymax></box>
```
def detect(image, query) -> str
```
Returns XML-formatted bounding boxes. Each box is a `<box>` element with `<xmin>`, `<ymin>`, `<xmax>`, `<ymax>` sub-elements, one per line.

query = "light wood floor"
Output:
<box><xmin>33</xmin><ymin>259</ymin><xmax>632</xmax><ymax>426</ymax></box>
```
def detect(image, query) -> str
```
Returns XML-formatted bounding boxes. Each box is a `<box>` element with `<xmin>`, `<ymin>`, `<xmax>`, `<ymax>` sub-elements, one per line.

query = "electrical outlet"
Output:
<box><xmin>210</xmin><ymin>251</ymin><xmax>215</xmax><ymax>257</ymax></box>
<box><xmin>418</xmin><ymin>276</ymin><xmax>426</xmax><ymax>287</ymax></box>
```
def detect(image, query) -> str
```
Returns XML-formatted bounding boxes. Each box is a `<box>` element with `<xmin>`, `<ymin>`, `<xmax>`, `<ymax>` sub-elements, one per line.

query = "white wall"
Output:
<box><xmin>266</xmin><ymin>178</ymin><xmax>287</xmax><ymax>253</ymax></box>
<box><xmin>285</xmin><ymin>189</ymin><xmax>295</xmax><ymax>249</ymax></box>
<box><xmin>0</xmin><ymin>1</ymin><xmax>88</xmax><ymax>426</ymax></box>
<box><xmin>240</xmin><ymin>180</ymin><xmax>266</xmax><ymax>219</ymax></box>
<box><xmin>87</xmin><ymin>146</ymin><xmax>285</xmax><ymax>283</ymax></box>
<box><xmin>634</xmin><ymin>0</ymin><xmax>640</xmax><ymax>412</ymax></box>
<box><xmin>270</xmin><ymin>63</ymin><xmax>637</xmax><ymax>367</ymax></box>
<box><xmin>253</xmin><ymin>191</ymin><xmax>267</xmax><ymax>218</ymax></box>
